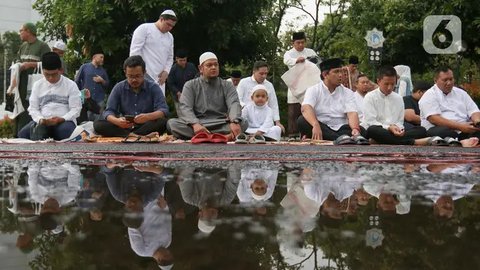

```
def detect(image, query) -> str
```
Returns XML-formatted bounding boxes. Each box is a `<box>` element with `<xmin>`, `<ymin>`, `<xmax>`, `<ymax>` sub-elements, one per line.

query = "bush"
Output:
<box><xmin>0</xmin><ymin>116</ymin><xmax>15</xmax><ymax>138</ymax></box>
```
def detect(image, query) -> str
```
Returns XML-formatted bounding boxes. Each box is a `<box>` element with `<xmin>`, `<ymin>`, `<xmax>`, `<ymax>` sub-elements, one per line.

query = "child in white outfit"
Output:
<box><xmin>242</xmin><ymin>85</ymin><xmax>282</xmax><ymax>141</ymax></box>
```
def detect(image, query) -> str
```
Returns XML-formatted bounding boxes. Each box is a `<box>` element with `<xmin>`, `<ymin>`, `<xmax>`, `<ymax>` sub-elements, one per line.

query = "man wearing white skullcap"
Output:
<box><xmin>167</xmin><ymin>52</ymin><xmax>248</xmax><ymax>140</ymax></box>
<box><xmin>130</xmin><ymin>9</ymin><xmax>177</xmax><ymax>96</ymax></box>
<box><xmin>52</xmin><ymin>41</ymin><xmax>67</xmax><ymax>75</ymax></box>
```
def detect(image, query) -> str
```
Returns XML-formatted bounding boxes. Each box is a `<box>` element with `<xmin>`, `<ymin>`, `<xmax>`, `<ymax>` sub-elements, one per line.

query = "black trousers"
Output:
<box><xmin>367</xmin><ymin>125</ymin><xmax>427</xmax><ymax>145</ymax></box>
<box><xmin>93</xmin><ymin>118</ymin><xmax>167</xmax><ymax>137</ymax></box>
<box><xmin>427</xmin><ymin>126</ymin><xmax>480</xmax><ymax>140</ymax></box>
<box><xmin>288</xmin><ymin>103</ymin><xmax>302</xmax><ymax>136</ymax></box>
<box><xmin>297</xmin><ymin>116</ymin><xmax>367</xmax><ymax>140</ymax></box>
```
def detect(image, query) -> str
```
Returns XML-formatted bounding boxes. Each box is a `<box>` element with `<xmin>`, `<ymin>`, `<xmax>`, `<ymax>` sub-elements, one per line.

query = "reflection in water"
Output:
<box><xmin>0</xmin><ymin>161</ymin><xmax>479</xmax><ymax>269</ymax></box>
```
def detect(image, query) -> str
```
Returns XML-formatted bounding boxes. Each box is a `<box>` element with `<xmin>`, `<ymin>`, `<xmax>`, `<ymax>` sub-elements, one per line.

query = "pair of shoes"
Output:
<box><xmin>235</xmin><ymin>133</ymin><xmax>248</xmax><ymax>144</ymax></box>
<box><xmin>249</xmin><ymin>134</ymin><xmax>266</xmax><ymax>144</ymax></box>
<box><xmin>444</xmin><ymin>137</ymin><xmax>462</xmax><ymax>147</ymax></box>
<box><xmin>427</xmin><ymin>136</ymin><xmax>449</xmax><ymax>146</ymax></box>
<box><xmin>352</xmin><ymin>135</ymin><xmax>370</xmax><ymax>145</ymax></box>
<box><xmin>122</xmin><ymin>133</ymin><xmax>141</xmax><ymax>143</ymax></box>
<box><xmin>334</xmin><ymin>135</ymin><xmax>356</xmax><ymax>145</ymax></box>
<box><xmin>191</xmin><ymin>132</ymin><xmax>228</xmax><ymax>144</ymax></box>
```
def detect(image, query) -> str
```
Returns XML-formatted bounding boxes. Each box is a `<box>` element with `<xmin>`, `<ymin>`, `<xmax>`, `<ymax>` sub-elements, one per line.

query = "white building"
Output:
<box><xmin>0</xmin><ymin>0</ymin><xmax>41</xmax><ymax>33</ymax></box>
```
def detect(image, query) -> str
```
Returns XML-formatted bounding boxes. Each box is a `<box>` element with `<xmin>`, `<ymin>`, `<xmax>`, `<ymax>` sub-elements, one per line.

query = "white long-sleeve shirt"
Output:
<box><xmin>242</xmin><ymin>103</ymin><xmax>275</xmax><ymax>133</ymax></box>
<box><xmin>130</xmin><ymin>23</ymin><xmax>174</xmax><ymax>82</ymax></box>
<box><xmin>236</xmin><ymin>76</ymin><xmax>280</xmax><ymax>121</ymax></box>
<box><xmin>283</xmin><ymin>48</ymin><xmax>318</xmax><ymax>103</ymax></box>
<box><xmin>28</xmin><ymin>75</ymin><xmax>82</xmax><ymax>124</ymax></box>
<box><xmin>363</xmin><ymin>88</ymin><xmax>404</xmax><ymax>130</ymax></box>
<box><xmin>128</xmin><ymin>199</ymin><xmax>172</xmax><ymax>257</ymax></box>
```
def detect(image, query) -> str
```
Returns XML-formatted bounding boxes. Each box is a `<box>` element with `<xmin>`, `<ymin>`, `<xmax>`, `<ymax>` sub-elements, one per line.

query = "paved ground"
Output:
<box><xmin>0</xmin><ymin>142</ymin><xmax>479</xmax><ymax>164</ymax></box>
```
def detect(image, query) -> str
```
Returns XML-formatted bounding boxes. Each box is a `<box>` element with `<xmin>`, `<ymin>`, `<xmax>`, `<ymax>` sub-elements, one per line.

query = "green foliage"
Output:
<box><xmin>34</xmin><ymin>0</ymin><xmax>280</xmax><ymax>84</ymax></box>
<box><xmin>0</xmin><ymin>117</ymin><xmax>15</xmax><ymax>138</ymax></box>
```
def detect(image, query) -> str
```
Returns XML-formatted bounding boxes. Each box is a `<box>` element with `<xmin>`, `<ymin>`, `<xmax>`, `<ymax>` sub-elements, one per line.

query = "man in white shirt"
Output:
<box><xmin>363</xmin><ymin>66</ymin><xmax>428</xmax><ymax>145</ymax></box>
<box><xmin>236</xmin><ymin>61</ymin><xmax>284</xmax><ymax>133</ymax></box>
<box><xmin>284</xmin><ymin>32</ymin><xmax>319</xmax><ymax>138</ymax></box>
<box><xmin>130</xmin><ymin>9</ymin><xmax>177</xmax><ymax>96</ymax></box>
<box><xmin>353</xmin><ymin>74</ymin><xmax>373</xmax><ymax>127</ymax></box>
<box><xmin>419</xmin><ymin>66</ymin><xmax>480</xmax><ymax>140</ymax></box>
<box><xmin>226</xmin><ymin>70</ymin><xmax>241</xmax><ymax>88</ymax></box>
<box><xmin>18</xmin><ymin>52</ymin><xmax>82</xmax><ymax>141</ymax></box>
<box><xmin>297</xmin><ymin>58</ymin><xmax>366</xmax><ymax>141</ymax></box>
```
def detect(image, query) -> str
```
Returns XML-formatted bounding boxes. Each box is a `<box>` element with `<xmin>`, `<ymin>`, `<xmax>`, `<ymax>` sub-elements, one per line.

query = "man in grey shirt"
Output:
<box><xmin>167</xmin><ymin>52</ymin><xmax>248</xmax><ymax>140</ymax></box>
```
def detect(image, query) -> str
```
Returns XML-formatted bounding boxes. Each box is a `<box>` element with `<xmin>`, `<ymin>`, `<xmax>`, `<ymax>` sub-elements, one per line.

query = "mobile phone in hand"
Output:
<box><xmin>125</xmin><ymin>115</ymin><xmax>135</xmax><ymax>122</ymax></box>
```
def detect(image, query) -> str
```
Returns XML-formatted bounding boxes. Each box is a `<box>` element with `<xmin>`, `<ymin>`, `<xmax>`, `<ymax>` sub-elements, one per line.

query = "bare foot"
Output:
<box><xmin>460</xmin><ymin>137</ymin><xmax>479</xmax><ymax>147</ymax></box>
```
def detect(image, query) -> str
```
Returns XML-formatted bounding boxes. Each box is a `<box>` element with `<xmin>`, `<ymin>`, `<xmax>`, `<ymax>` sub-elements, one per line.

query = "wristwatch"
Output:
<box><xmin>230</xmin><ymin>118</ymin><xmax>242</xmax><ymax>124</ymax></box>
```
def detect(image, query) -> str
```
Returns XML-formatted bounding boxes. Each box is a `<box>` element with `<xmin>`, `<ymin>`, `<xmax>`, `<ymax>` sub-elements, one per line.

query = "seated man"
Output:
<box><xmin>353</xmin><ymin>73</ymin><xmax>373</xmax><ymax>126</ymax></box>
<box><xmin>167</xmin><ymin>52</ymin><xmax>248</xmax><ymax>140</ymax></box>
<box><xmin>93</xmin><ymin>55</ymin><xmax>169</xmax><ymax>139</ymax></box>
<box><xmin>167</xmin><ymin>49</ymin><xmax>198</xmax><ymax>115</ymax></box>
<box><xmin>419</xmin><ymin>66</ymin><xmax>480</xmax><ymax>140</ymax></box>
<box><xmin>226</xmin><ymin>70</ymin><xmax>242</xmax><ymax>89</ymax></box>
<box><xmin>18</xmin><ymin>52</ymin><xmax>82</xmax><ymax>140</ymax></box>
<box><xmin>297</xmin><ymin>58</ymin><xmax>366</xmax><ymax>141</ymax></box>
<box><xmin>363</xmin><ymin>66</ymin><xmax>428</xmax><ymax>145</ymax></box>
<box><xmin>403</xmin><ymin>81</ymin><xmax>431</xmax><ymax>130</ymax></box>
<box><xmin>236</xmin><ymin>61</ymin><xmax>284</xmax><ymax>134</ymax></box>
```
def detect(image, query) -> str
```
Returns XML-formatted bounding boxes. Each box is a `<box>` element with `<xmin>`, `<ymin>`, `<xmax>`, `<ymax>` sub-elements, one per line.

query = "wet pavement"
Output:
<box><xmin>0</xmin><ymin>144</ymin><xmax>479</xmax><ymax>269</ymax></box>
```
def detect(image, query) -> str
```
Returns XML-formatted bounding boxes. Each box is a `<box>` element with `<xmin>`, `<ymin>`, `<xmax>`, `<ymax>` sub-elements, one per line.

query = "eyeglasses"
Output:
<box><xmin>43</xmin><ymin>71</ymin><xmax>60</xmax><ymax>78</ymax></box>
<box><xmin>126</xmin><ymin>74</ymin><xmax>143</xmax><ymax>80</ymax></box>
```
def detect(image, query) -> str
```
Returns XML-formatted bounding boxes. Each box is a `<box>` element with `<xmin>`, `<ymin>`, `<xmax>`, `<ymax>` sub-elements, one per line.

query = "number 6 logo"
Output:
<box><xmin>423</xmin><ymin>15</ymin><xmax>462</xmax><ymax>54</ymax></box>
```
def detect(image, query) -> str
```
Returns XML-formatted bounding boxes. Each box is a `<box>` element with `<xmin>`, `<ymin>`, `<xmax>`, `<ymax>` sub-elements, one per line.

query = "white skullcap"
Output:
<box><xmin>249</xmin><ymin>84</ymin><xmax>268</xmax><ymax>97</ymax></box>
<box><xmin>159</xmin><ymin>264</ymin><xmax>174</xmax><ymax>270</ymax></box>
<box><xmin>395</xmin><ymin>194</ymin><xmax>411</xmax><ymax>215</ymax></box>
<box><xmin>53</xmin><ymin>41</ymin><xmax>66</xmax><ymax>51</ymax></box>
<box><xmin>199</xmin><ymin>52</ymin><xmax>217</xmax><ymax>66</ymax></box>
<box><xmin>250</xmin><ymin>188</ymin><xmax>269</xmax><ymax>201</ymax></box>
<box><xmin>161</xmin><ymin>9</ymin><xmax>176</xmax><ymax>17</ymax></box>
<box><xmin>198</xmin><ymin>219</ymin><xmax>216</xmax><ymax>234</ymax></box>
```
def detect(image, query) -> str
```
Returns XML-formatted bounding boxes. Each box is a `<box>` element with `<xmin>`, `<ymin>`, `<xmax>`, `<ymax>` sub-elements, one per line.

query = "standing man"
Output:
<box><xmin>236</xmin><ymin>61</ymin><xmax>285</xmax><ymax>134</ymax></box>
<box><xmin>15</xmin><ymin>22</ymin><xmax>51</xmax><ymax>136</ymax></box>
<box><xmin>283</xmin><ymin>31</ymin><xmax>319</xmax><ymax>139</ymax></box>
<box><xmin>167</xmin><ymin>52</ymin><xmax>248</xmax><ymax>140</ymax></box>
<box><xmin>167</xmin><ymin>49</ymin><xmax>197</xmax><ymax>115</ymax></box>
<box><xmin>52</xmin><ymin>41</ymin><xmax>67</xmax><ymax>75</ymax></box>
<box><xmin>419</xmin><ymin>66</ymin><xmax>480</xmax><ymax>140</ymax></box>
<box><xmin>75</xmin><ymin>48</ymin><xmax>110</xmax><ymax>121</ymax></box>
<box><xmin>130</xmin><ymin>9</ymin><xmax>177</xmax><ymax>96</ymax></box>
<box><xmin>93</xmin><ymin>56</ymin><xmax>169</xmax><ymax>139</ymax></box>
<box><xmin>341</xmin><ymin>55</ymin><xmax>360</xmax><ymax>91</ymax></box>
<box><xmin>297</xmin><ymin>58</ymin><xmax>366</xmax><ymax>141</ymax></box>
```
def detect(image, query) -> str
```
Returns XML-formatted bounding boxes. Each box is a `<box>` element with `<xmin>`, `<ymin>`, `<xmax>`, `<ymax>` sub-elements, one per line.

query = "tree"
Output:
<box><xmin>33</xmin><ymin>0</ymin><xmax>279</xmax><ymax>82</ymax></box>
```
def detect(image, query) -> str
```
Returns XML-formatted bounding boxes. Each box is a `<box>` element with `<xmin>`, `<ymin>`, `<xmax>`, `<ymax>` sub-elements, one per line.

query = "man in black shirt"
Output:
<box><xmin>403</xmin><ymin>81</ymin><xmax>432</xmax><ymax>129</ymax></box>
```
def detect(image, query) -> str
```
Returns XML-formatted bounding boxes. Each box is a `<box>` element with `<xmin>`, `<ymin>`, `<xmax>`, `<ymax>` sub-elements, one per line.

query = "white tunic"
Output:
<box><xmin>419</xmin><ymin>85</ymin><xmax>480</xmax><ymax>130</ymax></box>
<box><xmin>354</xmin><ymin>91</ymin><xmax>366</xmax><ymax>127</ymax></box>
<box><xmin>363</xmin><ymin>88</ymin><xmax>404</xmax><ymax>129</ymax></box>
<box><xmin>236</xmin><ymin>76</ymin><xmax>280</xmax><ymax>121</ymax></box>
<box><xmin>302</xmin><ymin>81</ymin><xmax>357</xmax><ymax>131</ymax></box>
<box><xmin>130</xmin><ymin>23</ymin><xmax>174</xmax><ymax>95</ymax></box>
<box><xmin>28</xmin><ymin>75</ymin><xmax>82</xmax><ymax>124</ymax></box>
<box><xmin>283</xmin><ymin>47</ymin><xmax>318</xmax><ymax>103</ymax></box>
<box><xmin>242</xmin><ymin>103</ymin><xmax>281</xmax><ymax>141</ymax></box>
<box><xmin>128</xmin><ymin>199</ymin><xmax>172</xmax><ymax>257</ymax></box>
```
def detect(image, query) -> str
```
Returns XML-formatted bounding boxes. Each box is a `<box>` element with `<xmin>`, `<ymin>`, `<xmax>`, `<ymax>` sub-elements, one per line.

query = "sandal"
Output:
<box><xmin>426</xmin><ymin>136</ymin><xmax>449</xmax><ymax>146</ymax></box>
<box><xmin>352</xmin><ymin>135</ymin><xmax>370</xmax><ymax>145</ymax></box>
<box><xmin>444</xmin><ymin>137</ymin><xmax>462</xmax><ymax>147</ymax></box>
<box><xmin>250</xmin><ymin>134</ymin><xmax>266</xmax><ymax>144</ymax></box>
<box><xmin>334</xmin><ymin>135</ymin><xmax>356</xmax><ymax>145</ymax></box>
<box><xmin>191</xmin><ymin>131</ymin><xmax>212</xmax><ymax>144</ymax></box>
<box><xmin>210</xmin><ymin>133</ymin><xmax>228</xmax><ymax>143</ymax></box>
<box><xmin>122</xmin><ymin>134</ymin><xmax>141</xmax><ymax>143</ymax></box>
<box><xmin>235</xmin><ymin>133</ymin><xmax>248</xmax><ymax>144</ymax></box>
<box><xmin>137</xmin><ymin>132</ymin><xmax>161</xmax><ymax>143</ymax></box>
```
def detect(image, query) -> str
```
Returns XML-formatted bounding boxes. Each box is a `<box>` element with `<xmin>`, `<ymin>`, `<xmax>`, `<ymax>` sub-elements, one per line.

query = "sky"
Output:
<box><xmin>280</xmin><ymin>1</ymin><xmax>336</xmax><ymax>33</ymax></box>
